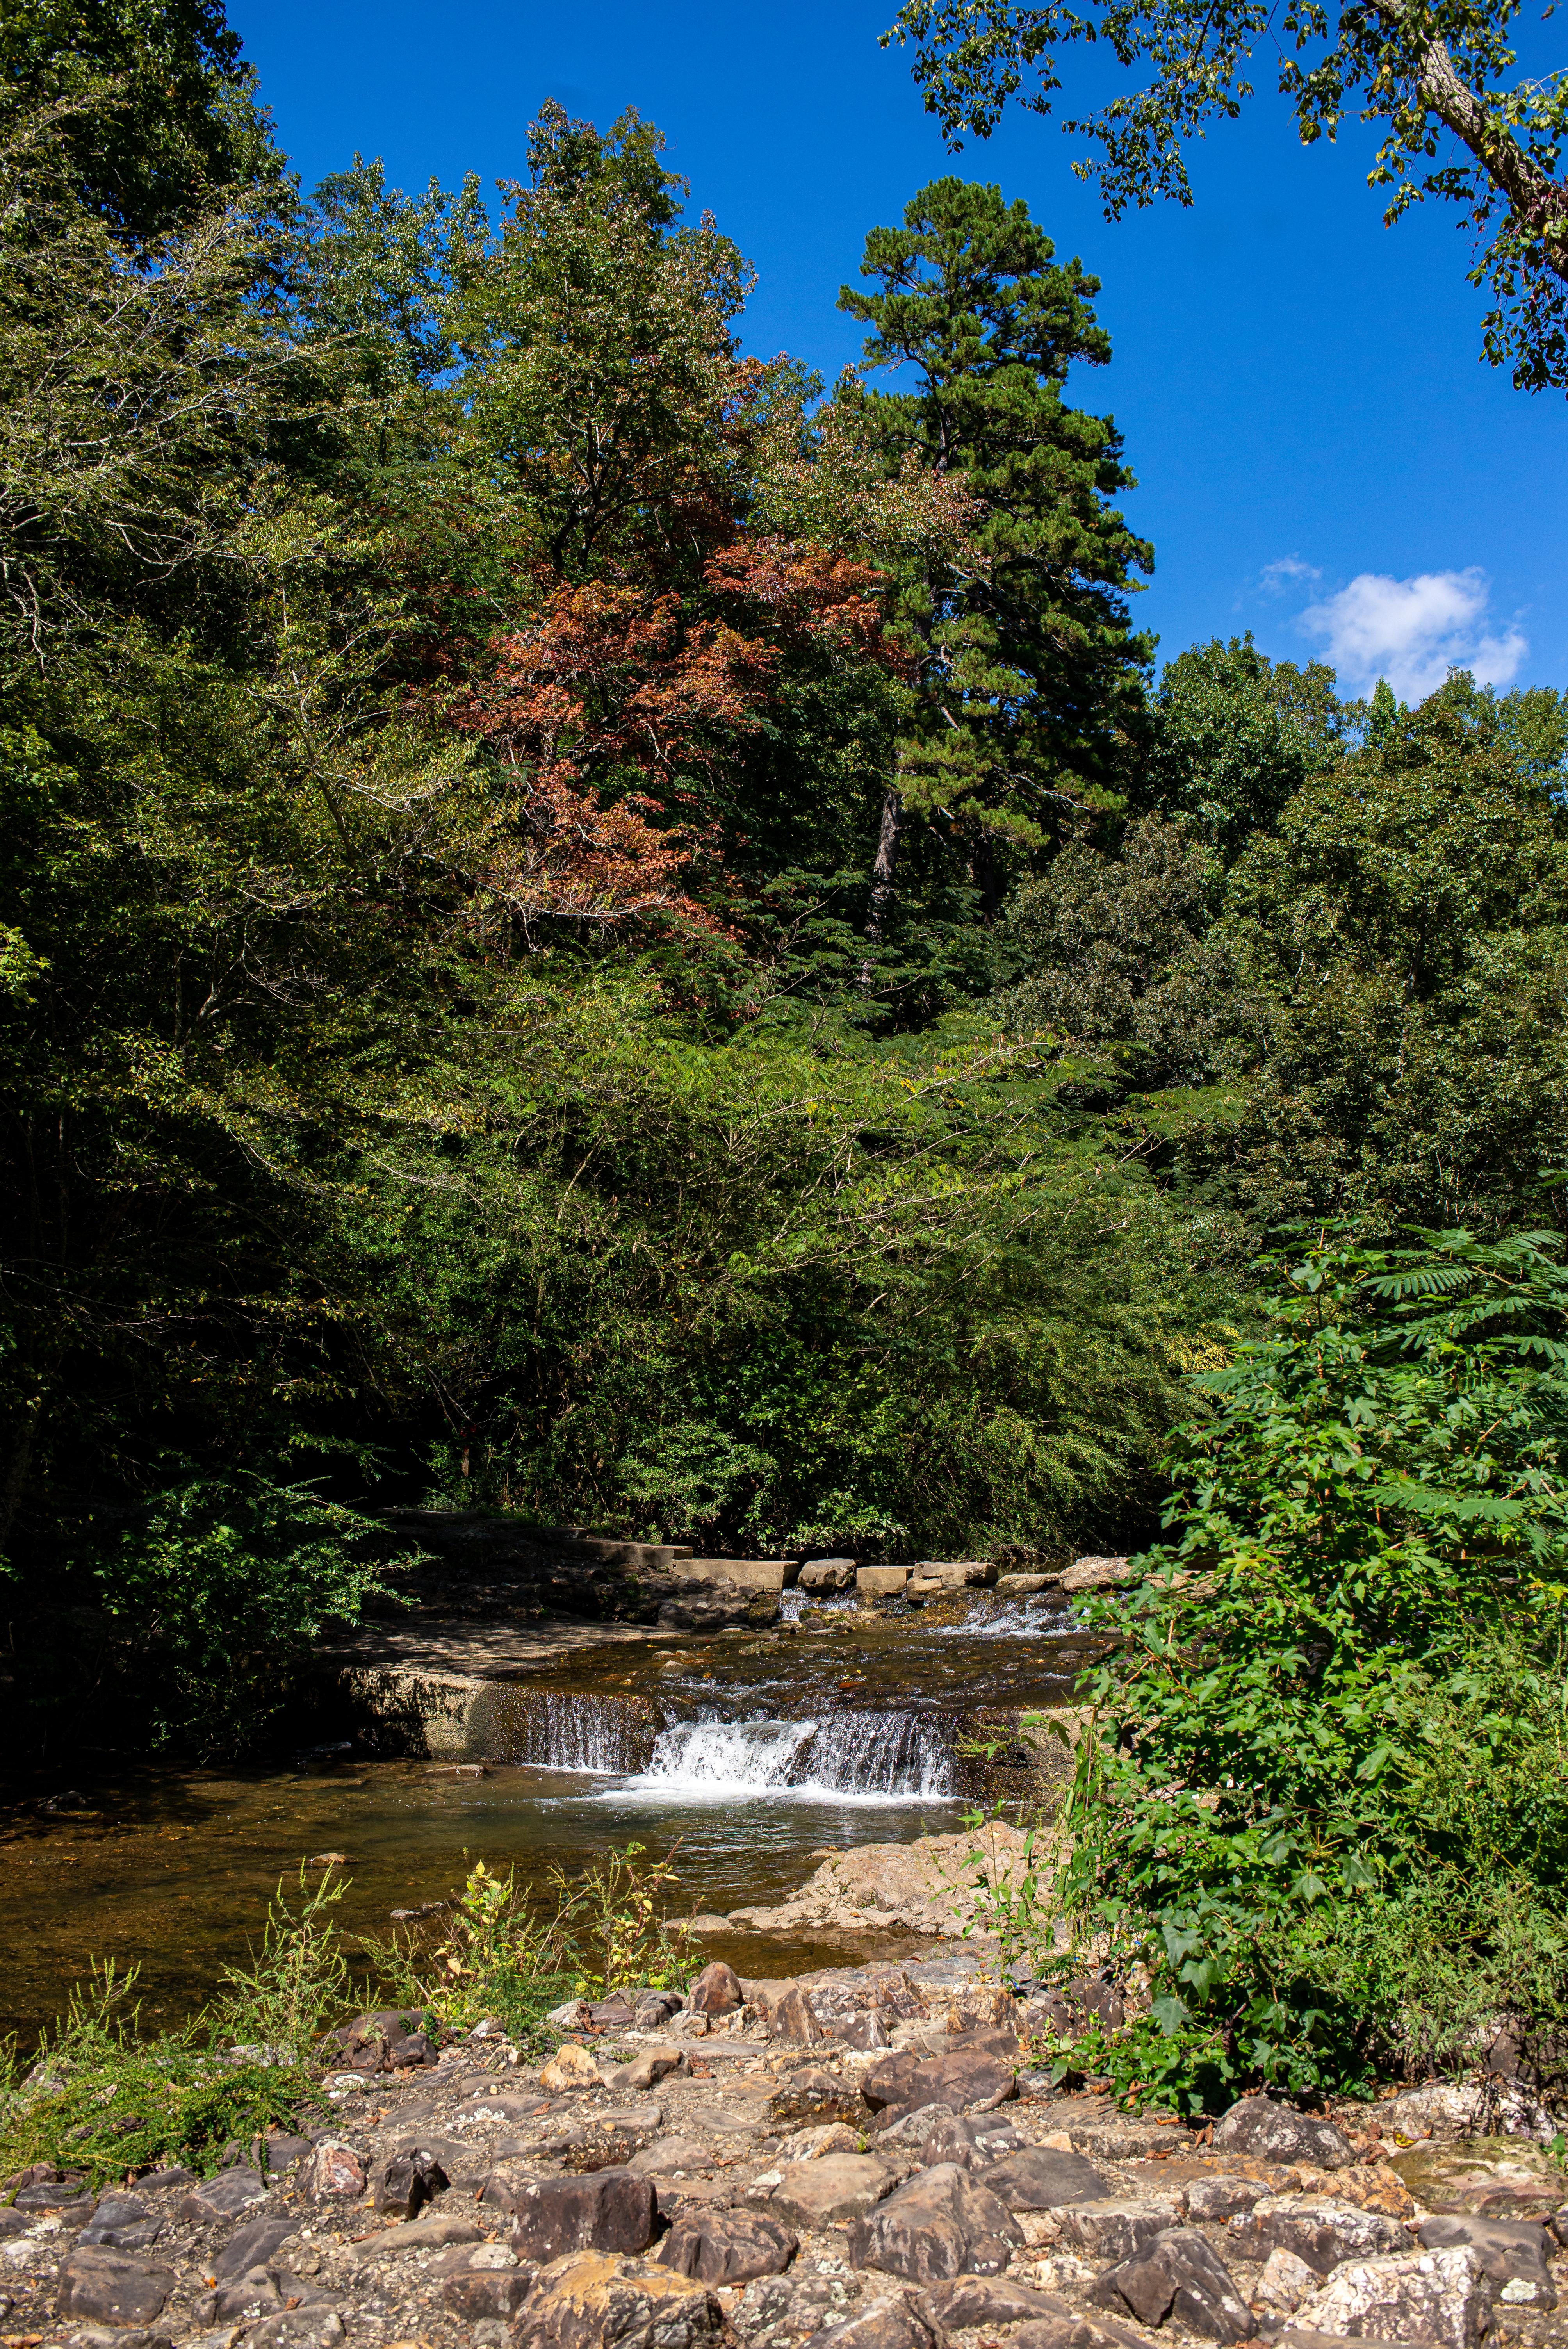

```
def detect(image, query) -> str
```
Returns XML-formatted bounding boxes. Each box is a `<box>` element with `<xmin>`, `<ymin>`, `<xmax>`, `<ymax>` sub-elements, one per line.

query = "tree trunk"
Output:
<box><xmin>864</xmin><ymin>781</ymin><xmax>905</xmax><ymax>945</ymax></box>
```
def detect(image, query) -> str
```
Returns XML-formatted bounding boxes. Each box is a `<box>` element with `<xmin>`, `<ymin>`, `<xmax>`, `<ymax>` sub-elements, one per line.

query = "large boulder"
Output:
<box><xmin>925</xmin><ymin>2277</ymin><xmax>1067</xmax><ymax>2327</ymax></box>
<box><xmin>1211</xmin><ymin>2096</ymin><xmax>1356</xmax><ymax>2170</ymax></box>
<box><xmin>1089</xmin><ymin>2227</ymin><xmax>1256</xmax><ymax>2343</ymax></box>
<box><xmin>211</xmin><ymin>2216</ymin><xmax>300</xmax><ymax>2283</ymax></box>
<box><xmin>982</xmin><ymin>2148</ymin><xmax>1111</xmax><ymax>2208</ymax></box>
<box><xmin>523</xmin><ymin>2249</ymin><xmax>725</xmax><ymax>2349</ymax></box>
<box><xmin>849</xmin><ymin>2164</ymin><xmax>1021</xmax><ymax>2281</ymax></box>
<box><xmin>77</xmin><ymin>2195</ymin><xmax>163</xmax><ymax>2253</ymax></box>
<box><xmin>658</xmin><ymin>2207</ymin><xmax>799</xmax><ymax>2284</ymax></box>
<box><xmin>1055</xmin><ymin>2200</ymin><xmax>1181</xmax><ymax>2260</ymax></box>
<box><xmin>767</xmin><ymin>2155</ymin><xmax>896</xmax><ymax>2232</ymax></box>
<box><xmin>769</xmin><ymin>1985</ymin><xmax>825</xmax><ymax>2046</ymax></box>
<box><xmin>862</xmin><ymin>2050</ymin><xmax>1016</xmax><ymax>2118</ymax></box>
<box><xmin>918</xmin><ymin>2114</ymin><xmax>1025</xmax><ymax>2171</ymax></box>
<box><xmin>800</xmin><ymin>1558</ymin><xmax>856</xmax><ymax>1593</ymax></box>
<box><xmin>505</xmin><ymin>2169</ymin><xmax>658</xmax><ymax>2263</ymax></box>
<box><xmin>180</xmin><ymin>2167</ymin><xmax>268</xmax><ymax>2222</ymax></box>
<box><xmin>770</xmin><ymin>2064</ymin><xmax>864</xmax><ymax>2128</ymax></box>
<box><xmin>1417</xmin><ymin>2213</ymin><xmax>1558</xmax><ymax>2309</ymax></box>
<box><xmin>1387</xmin><ymin>2134</ymin><xmax>1567</xmax><ymax>2216</ymax></box>
<box><xmin>800</xmin><ymin>2287</ymin><xmax>948</xmax><ymax>2349</ymax></box>
<box><xmin>688</xmin><ymin>1961</ymin><xmax>743</xmax><ymax>2017</ymax></box>
<box><xmin>57</xmin><ymin>2248</ymin><xmax>177</xmax><ymax>2327</ymax></box>
<box><xmin>726</xmin><ymin>1821</ymin><xmax>1037</xmax><ymax>1936</ymax></box>
<box><xmin>1226</xmin><ymin>2194</ymin><xmax>1413</xmax><ymax>2271</ymax></box>
<box><xmin>1294</xmin><ymin>2245</ymin><xmax>1495</xmax><ymax>2349</ymax></box>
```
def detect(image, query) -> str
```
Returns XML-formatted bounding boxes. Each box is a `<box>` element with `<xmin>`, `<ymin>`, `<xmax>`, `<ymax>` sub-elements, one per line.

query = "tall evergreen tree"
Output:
<box><xmin>838</xmin><ymin>176</ymin><xmax>1152</xmax><ymax>930</ymax></box>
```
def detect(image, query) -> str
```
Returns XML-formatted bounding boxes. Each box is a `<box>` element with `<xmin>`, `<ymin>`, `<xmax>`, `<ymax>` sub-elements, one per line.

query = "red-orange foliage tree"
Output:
<box><xmin>452</xmin><ymin>538</ymin><xmax>908</xmax><ymax>930</ymax></box>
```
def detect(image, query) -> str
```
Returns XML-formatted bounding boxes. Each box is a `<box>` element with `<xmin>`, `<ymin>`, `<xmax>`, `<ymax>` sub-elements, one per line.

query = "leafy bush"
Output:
<box><xmin>95</xmin><ymin>1473</ymin><xmax>408</xmax><ymax>1751</ymax></box>
<box><xmin>1053</xmin><ymin>1224</ymin><xmax>1568</xmax><ymax>2107</ymax></box>
<box><xmin>364</xmin><ymin>1846</ymin><xmax>693</xmax><ymax>2050</ymax></box>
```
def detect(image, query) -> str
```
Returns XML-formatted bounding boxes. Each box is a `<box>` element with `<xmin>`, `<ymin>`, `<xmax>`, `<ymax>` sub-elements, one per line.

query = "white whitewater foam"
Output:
<box><xmin>603</xmin><ymin>1708</ymin><xmax>953</xmax><ymax>1806</ymax></box>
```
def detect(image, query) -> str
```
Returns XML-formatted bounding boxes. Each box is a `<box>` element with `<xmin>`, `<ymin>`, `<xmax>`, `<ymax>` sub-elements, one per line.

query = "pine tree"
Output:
<box><xmin>839</xmin><ymin>176</ymin><xmax>1152</xmax><ymax>928</ymax></box>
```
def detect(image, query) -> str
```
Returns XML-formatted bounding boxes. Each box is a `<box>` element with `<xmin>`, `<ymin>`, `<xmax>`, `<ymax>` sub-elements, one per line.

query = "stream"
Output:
<box><xmin>0</xmin><ymin>1584</ymin><xmax>1099</xmax><ymax>2047</ymax></box>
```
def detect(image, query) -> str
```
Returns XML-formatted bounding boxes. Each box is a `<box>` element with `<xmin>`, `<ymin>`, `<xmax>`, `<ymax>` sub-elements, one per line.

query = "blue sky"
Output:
<box><xmin>236</xmin><ymin>0</ymin><xmax>1566</xmax><ymax>695</ymax></box>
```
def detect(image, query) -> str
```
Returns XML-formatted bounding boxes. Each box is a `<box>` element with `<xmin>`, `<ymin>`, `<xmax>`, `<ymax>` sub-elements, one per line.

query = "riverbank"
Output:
<box><xmin>5</xmin><ymin>1945</ymin><xmax>1564</xmax><ymax>2349</ymax></box>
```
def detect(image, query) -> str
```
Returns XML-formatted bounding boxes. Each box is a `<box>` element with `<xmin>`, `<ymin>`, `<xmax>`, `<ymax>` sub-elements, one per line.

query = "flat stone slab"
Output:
<box><xmin>766</xmin><ymin>2155</ymin><xmax>896</xmax><ymax>2231</ymax></box>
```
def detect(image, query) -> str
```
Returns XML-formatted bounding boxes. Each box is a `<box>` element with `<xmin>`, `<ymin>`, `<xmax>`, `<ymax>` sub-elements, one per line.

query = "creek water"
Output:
<box><xmin>0</xmin><ymin>1586</ymin><xmax>1099</xmax><ymax>2048</ymax></box>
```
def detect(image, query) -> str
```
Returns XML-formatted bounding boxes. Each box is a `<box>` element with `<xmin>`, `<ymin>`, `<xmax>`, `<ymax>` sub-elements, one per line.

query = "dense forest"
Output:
<box><xmin>3</xmin><ymin>0</ymin><xmax>1567</xmax><ymax>1758</ymax></box>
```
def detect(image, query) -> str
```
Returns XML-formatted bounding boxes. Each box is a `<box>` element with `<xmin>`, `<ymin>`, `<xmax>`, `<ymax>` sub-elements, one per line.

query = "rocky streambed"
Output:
<box><xmin>7</xmin><ymin>1946</ymin><xmax>1567</xmax><ymax>2349</ymax></box>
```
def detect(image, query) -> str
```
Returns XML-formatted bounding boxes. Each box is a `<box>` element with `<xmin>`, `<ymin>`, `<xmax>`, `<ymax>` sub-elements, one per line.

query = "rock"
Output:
<box><xmin>862</xmin><ymin>2051</ymin><xmax>1017</xmax><ymax>2118</ymax></box>
<box><xmin>57</xmin><ymin>2250</ymin><xmax>177</xmax><ymax>2328</ymax></box>
<box><xmin>1055</xmin><ymin>2201</ymin><xmax>1182</xmax><ymax>2261</ymax></box>
<box><xmin>194</xmin><ymin>2268</ymin><xmax>284</xmax><ymax>2324</ymax></box>
<box><xmin>918</xmin><ymin>2114</ymin><xmax>1024</xmax><ymax>2171</ymax></box>
<box><xmin>541</xmin><ymin>2039</ymin><xmax>604</xmax><ymax>2093</ymax></box>
<box><xmin>211</xmin><ymin>2218</ymin><xmax>300</xmax><ymax>2283</ymax></box>
<box><xmin>1060</xmin><ymin>1554</ymin><xmax>1133</xmax><ymax>1590</ymax></box>
<box><xmin>1211</xmin><ymin>2097</ymin><xmax>1356</xmax><ymax>2171</ymax></box>
<box><xmin>781</xmin><ymin>2124</ymin><xmax>864</xmax><ymax>2162</ymax></box>
<box><xmin>1387</xmin><ymin>2134</ymin><xmax>1567</xmax><ymax>2215</ymax></box>
<box><xmin>800</xmin><ymin>1558</ymin><xmax>856</xmax><ymax>1593</ymax></box>
<box><xmin>925</xmin><ymin>2276</ymin><xmax>1067</xmax><ymax>2327</ymax></box>
<box><xmin>506</xmin><ymin>2167</ymin><xmax>658</xmax><ymax>2262</ymax></box>
<box><xmin>356</xmin><ymin>2212</ymin><xmax>482</xmax><ymax>2260</ymax></box>
<box><xmin>371</xmin><ymin>2145</ymin><xmax>447</xmax><ymax>2219</ymax></box>
<box><xmin>628</xmin><ymin>2135</ymin><xmax>712</xmax><ymax>2177</ymax></box>
<box><xmin>1416</xmin><ymin>2213</ymin><xmax>1557</xmax><ymax>2308</ymax></box>
<box><xmin>770</xmin><ymin>2064</ymin><xmax>864</xmax><ymax>2128</ymax></box>
<box><xmin>1227</xmin><ymin>2195</ymin><xmax>1413</xmax><ymax>2271</ymax></box>
<box><xmin>983</xmin><ymin>2148</ymin><xmax>1111</xmax><ymax>2208</ymax></box>
<box><xmin>244</xmin><ymin>2312</ymin><xmax>345</xmax><ymax>2349</ymax></box>
<box><xmin>996</xmin><ymin>1574</ymin><xmax>1056</xmax><ymax>1595</ymax></box>
<box><xmin>856</xmin><ymin>1568</ymin><xmax>912</xmax><ymax>1599</ymax></box>
<box><xmin>634</xmin><ymin>1991</ymin><xmax>685</xmax><ymax>2028</ymax></box>
<box><xmin>78</xmin><ymin>2197</ymin><xmax>162</xmax><ymax>2253</ymax></box>
<box><xmin>727</xmin><ymin>1822</ymin><xmax>1036</xmax><ymax>1937</ymax></box>
<box><xmin>770</xmin><ymin>1985</ymin><xmax>825</xmax><ymax>2046</ymax></box>
<box><xmin>912</xmin><ymin>1559</ymin><xmax>996</xmax><ymax>1588</ymax></box>
<box><xmin>303</xmin><ymin>2140</ymin><xmax>366</xmax><ymax>2199</ymax></box>
<box><xmin>442</xmin><ymin>2269</ymin><xmax>533</xmax><ymax>2320</ymax></box>
<box><xmin>659</xmin><ymin>2207</ymin><xmax>799</xmax><ymax>2283</ymax></box>
<box><xmin>1378</xmin><ymin>2079</ymin><xmax>1562</xmax><ymax>2148</ymax></box>
<box><xmin>608</xmin><ymin>2049</ymin><xmax>685</xmax><ymax>2094</ymax></box>
<box><xmin>690</xmin><ymin>1960</ymin><xmax>744</xmax><ymax>2016</ymax></box>
<box><xmin>180</xmin><ymin>2168</ymin><xmax>267</xmax><ymax>2222</ymax></box>
<box><xmin>1294</xmin><ymin>2244</ymin><xmax>1495</xmax><ymax>2349</ymax></box>
<box><xmin>850</xmin><ymin>2163</ymin><xmax>1021</xmax><ymax>2281</ymax></box>
<box><xmin>802</xmin><ymin>2286</ymin><xmax>946</xmax><ymax>2349</ymax></box>
<box><xmin>768</xmin><ymin>2156</ymin><xmax>896</xmax><ymax>2232</ymax></box>
<box><xmin>1185</xmin><ymin>2177</ymin><xmax>1267</xmax><ymax>2224</ymax></box>
<box><xmin>1250</xmin><ymin>2247</ymin><xmax>1317</xmax><ymax>2321</ymax></box>
<box><xmin>264</xmin><ymin>2135</ymin><xmax>313</xmax><ymax>2176</ymax></box>
<box><xmin>547</xmin><ymin>1999</ymin><xmax>595</xmax><ymax>2030</ymax></box>
<box><xmin>560</xmin><ymin>2107</ymin><xmax>666</xmax><ymax>2175</ymax></box>
<box><xmin>1090</xmin><ymin>2228</ymin><xmax>1256</xmax><ymax>2342</ymax></box>
<box><xmin>524</xmin><ymin>2248</ymin><xmax>725</xmax><ymax>2349</ymax></box>
<box><xmin>1012</xmin><ymin>2322</ymin><xmax>1091</xmax><ymax>2349</ymax></box>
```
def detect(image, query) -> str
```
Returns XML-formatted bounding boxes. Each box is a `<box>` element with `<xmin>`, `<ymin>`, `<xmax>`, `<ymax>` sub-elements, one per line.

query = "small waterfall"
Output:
<box><xmin>933</xmin><ymin>1590</ymin><xmax>1072</xmax><ymax>1640</ymax></box>
<box><xmin>617</xmin><ymin>1709</ymin><xmax>952</xmax><ymax>1803</ymax></box>
<box><xmin>483</xmin><ymin>1690</ymin><xmax>655</xmax><ymax>1773</ymax></box>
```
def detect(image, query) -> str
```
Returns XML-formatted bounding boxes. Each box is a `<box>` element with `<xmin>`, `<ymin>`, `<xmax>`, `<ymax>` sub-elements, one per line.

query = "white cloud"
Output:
<box><xmin>1260</xmin><ymin>555</ymin><xmax>1322</xmax><ymax>594</ymax></box>
<box><xmin>1300</xmin><ymin>568</ymin><xmax>1527</xmax><ymax>702</ymax></box>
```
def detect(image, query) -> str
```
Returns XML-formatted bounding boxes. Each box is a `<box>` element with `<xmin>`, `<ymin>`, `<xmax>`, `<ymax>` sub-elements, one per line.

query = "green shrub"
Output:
<box><xmin>1051</xmin><ymin>1224</ymin><xmax>1568</xmax><ymax>2107</ymax></box>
